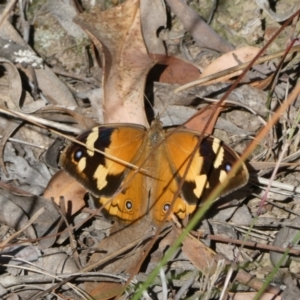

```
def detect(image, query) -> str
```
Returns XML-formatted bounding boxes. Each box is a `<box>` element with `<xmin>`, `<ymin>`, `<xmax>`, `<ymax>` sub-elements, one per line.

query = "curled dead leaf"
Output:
<box><xmin>44</xmin><ymin>170</ymin><xmax>86</xmax><ymax>215</ymax></box>
<box><xmin>200</xmin><ymin>46</ymin><xmax>262</xmax><ymax>84</ymax></box>
<box><xmin>75</xmin><ymin>0</ymin><xmax>155</xmax><ymax>125</ymax></box>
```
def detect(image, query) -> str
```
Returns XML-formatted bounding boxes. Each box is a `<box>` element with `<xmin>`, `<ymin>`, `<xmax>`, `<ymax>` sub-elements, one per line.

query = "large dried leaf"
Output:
<box><xmin>148</xmin><ymin>54</ymin><xmax>201</xmax><ymax>85</ymax></box>
<box><xmin>200</xmin><ymin>46</ymin><xmax>261</xmax><ymax>84</ymax></box>
<box><xmin>44</xmin><ymin>170</ymin><xmax>86</xmax><ymax>215</ymax></box>
<box><xmin>140</xmin><ymin>0</ymin><xmax>166</xmax><ymax>54</ymax></box>
<box><xmin>85</xmin><ymin>219</ymin><xmax>156</xmax><ymax>297</ymax></box>
<box><xmin>184</xmin><ymin>104</ymin><xmax>225</xmax><ymax>134</ymax></box>
<box><xmin>75</xmin><ymin>0</ymin><xmax>156</xmax><ymax>125</ymax></box>
<box><xmin>178</xmin><ymin>229</ymin><xmax>218</xmax><ymax>274</ymax></box>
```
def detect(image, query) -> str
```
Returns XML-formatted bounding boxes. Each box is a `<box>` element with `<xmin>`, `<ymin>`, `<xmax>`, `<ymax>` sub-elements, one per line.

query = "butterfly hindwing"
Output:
<box><xmin>99</xmin><ymin>167</ymin><xmax>147</xmax><ymax>223</ymax></box>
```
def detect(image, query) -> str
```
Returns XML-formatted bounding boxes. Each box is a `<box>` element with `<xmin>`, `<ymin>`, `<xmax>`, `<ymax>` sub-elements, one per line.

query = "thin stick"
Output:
<box><xmin>0</xmin><ymin>0</ymin><xmax>17</xmax><ymax>30</ymax></box>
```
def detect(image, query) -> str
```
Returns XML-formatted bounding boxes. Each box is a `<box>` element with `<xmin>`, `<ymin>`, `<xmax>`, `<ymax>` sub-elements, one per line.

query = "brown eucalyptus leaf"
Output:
<box><xmin>89</xmin><ymin>282</ymin><xmax>125</xmax><ymax>300</ymax></box>
<box><xmin>85</xmin><ymin>220</ymin><xmax>155</xmax><ymax>296</ymax></box>
<box><xmin>74</xmin><ymin>0</ymin><xmax>155</xmax><ymax>125</ymax></box>
<box><xmin>178</xmin><ymin>229</ymin><xmax>218</xmax><ymax>274</ymax></box>
<box><xmin>185</xmin><ymin>104</ymin><xmax>225</xmax><ymax>134</ymax></box>
<box><xmin>44</xmin><ymin>170</ymin><xmax>86</xmax><ymax>215</ymax></box>
<box><xmin>200</xmin><ymin>47</ymin><xmax>261</xmax><ymax>84</ymax></box>
<box><xmin>37</xmin><ymin>105</ymin><xmax>99</xmax><ymax>129</ymax></box>
<box><xmin>140</xmin><ymin>0</ymin><xmax>166</xmax><ymax>55</ymax></box>
<box><xmin>148</xmin><ymin>54</ymin><xmax>200</xmax><ymax>85</ymax></box>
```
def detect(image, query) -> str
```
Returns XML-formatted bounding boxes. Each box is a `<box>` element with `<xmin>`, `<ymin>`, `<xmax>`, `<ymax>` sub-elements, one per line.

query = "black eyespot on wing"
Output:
<box><xmin>125</xmin><ymin>200</ymin><xmax>133</xmax><ymax>211</ymax></box>
<box><xmin>224</xmin><ymin>162</ymin><xmax>232</xmax><ymax>172</ymax></box>
<box><xmin>163</xmin><ymin>203</ymin><xmax>171</xmax><ymax>212</ymax></box>
<box><xmin>74</xmin><ymin>149</ymin><xmax>84</xmax><ymax>161</ymax></box>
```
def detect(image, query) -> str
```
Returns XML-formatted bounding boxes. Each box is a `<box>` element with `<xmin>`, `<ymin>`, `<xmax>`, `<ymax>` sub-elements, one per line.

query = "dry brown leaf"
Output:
<box><xmin>176</xmin><ymin>228</ymin><xmax>218</xmax><ymax>275</ymax></box>
<box><xmin>43</xmin><ymin>170</ymin><xmax>86</xmax><ymax>215</ymax></box>
<box><xmin>200</xmin><ymin>46</ymin><xmax>261</xmax><ymax>84</ymax></box>
<box><xmin>140</xmin><ymin>0</ymin><xmax>166</xmax><ymax>54</ymax></box>
<box><xmin>148</xmin><ymin>54</ymin><xmax>201</xmax><ymax>84</ymax></box>
<box><xmin>251</xmin><ymin>73</ymin><xmax>275</xmax><ymax>89</ymax></box>
<box><xmin>38</xmin><ymin>106</ymin><xmax>99</xmax><ymax>130</ymax></box>
<box><xmin>75</xmin><ymin>0</ymin><xmax>155</xmax><ymax>125</ymax></box>
<box><xmin>90</xmin><ymin>282</ymin><xmax>124</xmax><ymax>300</ymax></box>
<box><xmin>184</xmin><ymin>104</ymin><xmax>225</xmax><ymax>134</ymax></box>
<box><xmin>85</xmin><ymin>219</ymin><xmax>155</xmax><ymax>297</ymax></box>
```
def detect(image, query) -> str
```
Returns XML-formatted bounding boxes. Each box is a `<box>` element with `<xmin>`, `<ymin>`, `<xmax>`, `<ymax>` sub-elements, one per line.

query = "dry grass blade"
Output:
<box><xmin>0</xmin><ymin>0</ymin><xmax>16</xmax><ymax>29</ymax></box>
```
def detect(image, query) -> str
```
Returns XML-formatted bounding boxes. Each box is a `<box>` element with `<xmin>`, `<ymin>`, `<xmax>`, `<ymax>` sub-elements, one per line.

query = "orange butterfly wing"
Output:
<box><xmin>147</xmin><ymin>122</ymin><xmax>197</xmax><ymax>224</ymax></box>
<box><xmin>163</xmin><ymin>129</ymin><xmax>249</xmax><ymax>218</ymax></box>
<box><xmin>60</xmin><ymin>124</ymin><xmax>149</xmax><ymax>222</ymax></box>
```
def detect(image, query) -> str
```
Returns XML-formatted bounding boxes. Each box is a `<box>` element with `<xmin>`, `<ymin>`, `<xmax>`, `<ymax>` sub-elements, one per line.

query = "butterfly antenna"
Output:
<box><xmin>143</xmin><ymin>92</ymin><xmax>156</xmax><ymax>124</ymax></box>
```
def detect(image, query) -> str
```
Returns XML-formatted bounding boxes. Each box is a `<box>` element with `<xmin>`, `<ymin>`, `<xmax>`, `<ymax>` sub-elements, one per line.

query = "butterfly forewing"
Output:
<box><xmin>165</xmin><ymin>129</ymin><xmax>249</xmax><ymax>209</ymax></box>
<box><xmin>60</xmin><ymin>124</ymin><xmax>146</xmax><ymax>198</ymax></box>
<box><xmin>148</xmin><ymin>127</ymin><xmax>197</xmax><ymax>223</ymax></box>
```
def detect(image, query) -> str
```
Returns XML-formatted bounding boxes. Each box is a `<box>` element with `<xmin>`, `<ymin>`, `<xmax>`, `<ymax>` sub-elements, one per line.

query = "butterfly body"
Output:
<box><xmin>60</xmin><ymin>120</ymin><xmax>249</xmax><ymax>224</ymax></box>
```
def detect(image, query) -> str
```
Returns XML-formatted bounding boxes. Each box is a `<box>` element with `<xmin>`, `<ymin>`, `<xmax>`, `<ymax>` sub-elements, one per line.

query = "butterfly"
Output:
<box><xmin>59</xmin><ymin>119</ymin><xmax>249</xmax><ymax>224</ymax></box>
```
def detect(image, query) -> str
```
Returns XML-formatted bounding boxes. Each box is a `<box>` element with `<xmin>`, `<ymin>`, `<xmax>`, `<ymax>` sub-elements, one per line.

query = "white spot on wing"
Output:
<box><xmin>219</xmin><ymin>170</ymin><xmax>227</xmax><ymax>183</ymax></box>
<box><xmin>94</xmin><ymin>164</ymin><xmax>108</xmax><ymax>190</ymax></box>
<box><xmin>193</xmin><ymin>174</ymin><xmax>208</xmax><ymax>198</ymax></box>
<box><xmin>77</xmin><ymin>157</ymin><xmax>86</xmax><ymax>172</ymax></box>
<box><xmin>86</xmin><ymin>128</ymin><xmax>99</xmax><ymax>156</ymax></box>
<box><xmin>212</xmin><ymin>138</ymin><xmax>224</xmax><ymax>168</ymax></box>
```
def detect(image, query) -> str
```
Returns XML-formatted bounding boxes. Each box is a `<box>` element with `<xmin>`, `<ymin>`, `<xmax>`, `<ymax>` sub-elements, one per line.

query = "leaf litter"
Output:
<box><xmin>0</xmin><ymin>0</ymin><xmax>299</xmax><ymax>299</ymax></box>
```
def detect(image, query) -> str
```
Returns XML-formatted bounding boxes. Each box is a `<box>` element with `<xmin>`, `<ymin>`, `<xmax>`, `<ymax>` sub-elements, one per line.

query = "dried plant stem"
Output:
<box><xmin>240</xmin><ymin>83</ymin><xmax>300</xmax><ymax>167</ymax></box>
<box><xmin>0</xmin><ymin>0</ymin><xmax>17</xmax><ymax>30</ymax></box>
<box><xmin>175</xmin><ymin>44</ymin><xmax>300</xmax><ymax>93</ymax></box>
<box><xmin>0</xmin><ymin>207</ymin><xmax>44</xmax><ymax>248</ymax></box>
